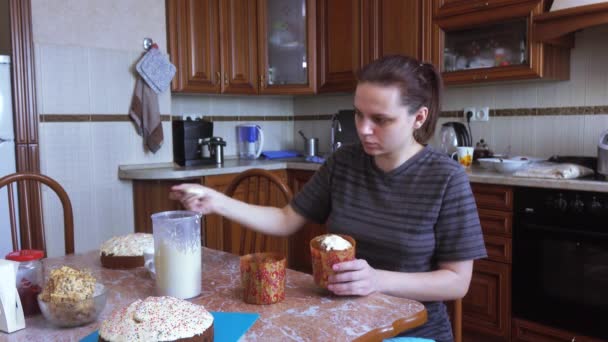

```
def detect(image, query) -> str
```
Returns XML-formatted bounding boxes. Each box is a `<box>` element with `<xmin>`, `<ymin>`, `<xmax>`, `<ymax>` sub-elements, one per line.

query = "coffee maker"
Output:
<box><xmin>172</xmin><ymin>118</ymin><xmax>214</xmax><ymax>166</ymax></box>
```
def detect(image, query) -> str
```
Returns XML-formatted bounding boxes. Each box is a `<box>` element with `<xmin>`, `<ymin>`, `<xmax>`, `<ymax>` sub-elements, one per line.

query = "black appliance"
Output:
<box><xmin>172</xmin><ymin>118</ymin><xmax>214</xmax><ymax>166</ymax></box>
<box><xmin>513</xmin><ymin>186</ymin><xmax>608</xmax><ymax>339</ymax></box>
<box><xmin>331</xmin><ymin>110</ymin><xmax>359</xmax><ymax>152</ymax></box>
<box><xmin>439</xmin><ymin>122</ymin><xmax>472</xmax><ymax>155</ymax></box>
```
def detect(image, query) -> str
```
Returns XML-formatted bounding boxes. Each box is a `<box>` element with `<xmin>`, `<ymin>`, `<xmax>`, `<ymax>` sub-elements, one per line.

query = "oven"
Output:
<box><xmin>513</xmin><ymin>187</ymin><xmax>608</xmax><ymax>339</ymax></box>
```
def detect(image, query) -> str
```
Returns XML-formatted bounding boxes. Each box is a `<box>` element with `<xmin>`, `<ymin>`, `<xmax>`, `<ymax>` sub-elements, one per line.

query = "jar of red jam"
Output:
<box><xmin>5</xmin><ymin>249</ymin><xmax>44</xmax><ymax>316</ymax></box>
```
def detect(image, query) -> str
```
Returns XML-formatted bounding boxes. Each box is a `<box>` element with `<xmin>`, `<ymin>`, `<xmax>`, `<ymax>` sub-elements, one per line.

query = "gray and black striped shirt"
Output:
<box><xmin>291</xmin><ymin>143</ymin><xmax>487</xmax><ymax>342</ymax></box>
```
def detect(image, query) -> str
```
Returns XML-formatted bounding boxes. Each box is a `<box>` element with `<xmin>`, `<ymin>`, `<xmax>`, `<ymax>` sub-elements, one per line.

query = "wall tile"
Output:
<box><xmin>493</xmin><ymin>83</ymin><xmax>538</xmax><ymax>109</ymax></box>
<box><xmin>38</xmin><ymin>44</ymin><xmax>90</xmax><ymax>114</ymax></box>
<box><xmin>89</xmin><ymin>47</ymin><xmax>136</xmax><ymax>114</ymax></box>
<box><xmin>31</xmin><ymin>0</ymin><xmax>167</xmax><ymax>53</ymax></box>
<box><xmin>584</xmin><ymin>27</ymin><xmax>608</xmax><ymax>106</ymax></box>
<box><xmin>583</xmin><ymin>115</ymin><xmax>608</xmax><ymax>156</ymax></box>
<box><xmin>209</xmin><ymin>96</ymin><xmax>240</xmax><ymax>115</ymax></box>
<box><xmin>293</xmin><ymin>94</ymin><xmax>353</xmax><ymax>115</ymax></box>
<box><xmin>171</xmin><ymin>95</ymin><xmax>211</xmax><ymax>117</ymax></box>
<box><xmin>442</xmin><ymin>87</ymin><xmax>473</xmax><ymax>111</ymax></box>
<box><xmin>509</xmin><ymin>117</ymin><xmax>535</xmax><ymax>156</ymax></box>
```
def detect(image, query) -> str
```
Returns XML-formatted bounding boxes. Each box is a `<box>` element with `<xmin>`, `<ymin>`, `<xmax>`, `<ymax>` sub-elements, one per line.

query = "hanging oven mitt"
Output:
<box><xmin>136</xmin><ymin>46</ymin><xmax>176</xmax><ymax>94</ymax></box>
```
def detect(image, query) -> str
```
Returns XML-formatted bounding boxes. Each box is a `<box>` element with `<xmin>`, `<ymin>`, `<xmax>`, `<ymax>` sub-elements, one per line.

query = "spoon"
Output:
<box><xmin>298</xmin><ymin>130</ymin><xmax>308</xmax><ymax>141</ymax></box>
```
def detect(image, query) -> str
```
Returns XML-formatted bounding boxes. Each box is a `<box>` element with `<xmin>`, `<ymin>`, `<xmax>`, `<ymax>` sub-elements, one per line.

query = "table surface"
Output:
<box><xmin>0</xmin><ymin>248</ymin><xmax>427</xmax><ymax>342</ymax></box>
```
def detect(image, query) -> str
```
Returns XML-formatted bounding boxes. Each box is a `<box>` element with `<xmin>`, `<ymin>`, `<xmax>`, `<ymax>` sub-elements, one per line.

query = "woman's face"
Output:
<box><xmin>354</xmin><ymin>82</ymin><xmax>423</xmax><ymax>158</ymax></box>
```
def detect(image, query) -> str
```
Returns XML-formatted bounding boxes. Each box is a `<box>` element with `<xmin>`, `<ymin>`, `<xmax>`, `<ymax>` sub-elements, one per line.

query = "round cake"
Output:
<box><xmin>98</xmin><ymin>296</ymin><xmax>214</xmax><ymax>342</ymax></box>
<box><xmin>100</xmin><ymin>233</ymin><xmax>153</xmax><ymax>269</ymax></box>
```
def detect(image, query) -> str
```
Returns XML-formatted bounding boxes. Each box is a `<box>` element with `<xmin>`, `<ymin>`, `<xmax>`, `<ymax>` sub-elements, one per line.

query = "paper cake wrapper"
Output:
<box><xmin>240</xmin><ymin>252</ymin><xmax>286</xmax><ymax>305</ymax></box>
<box><xmin>310</xmin><ymin>234</ymin><xmax>356</xmax><ymax>289</ymax></box>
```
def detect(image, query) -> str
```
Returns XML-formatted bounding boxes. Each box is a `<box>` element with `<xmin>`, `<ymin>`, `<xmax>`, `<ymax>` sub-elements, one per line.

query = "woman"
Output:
<box><xmin>170</xmin><ymin>55</ymin><xmax>486</xmax><ymax>342</ymax></box>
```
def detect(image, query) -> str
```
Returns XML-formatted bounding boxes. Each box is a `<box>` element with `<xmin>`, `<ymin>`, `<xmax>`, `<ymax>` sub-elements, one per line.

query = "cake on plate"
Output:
<box><xmin>98</xmin><ymin>296</ymin><xmax>214</xmax><ymax>342</ymax></box>
<box><xmin>100</xmin><ymin>233</ymin><xmax>153</xmax><ymax>269</ymax></box>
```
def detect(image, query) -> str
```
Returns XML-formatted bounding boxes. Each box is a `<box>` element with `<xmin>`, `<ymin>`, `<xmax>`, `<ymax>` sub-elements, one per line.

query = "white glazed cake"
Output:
<box><xmin>100</xmin><ymin>233</ymin><xmax>153</xmax><ymax>257</ymax></box>
<box><xmin>100</xmin><ymin>233</ymin><xmax>153</xmax><ymax>269</ymax></box>
<box><xmin>99</xmin><ymin>296</ymin><xmax>214</xmax><ymax>342</ymax></box>
<box><xmin>320</xmin><ymin>234</ymin><xmax>352</xmax><ymax>251</ymax></box>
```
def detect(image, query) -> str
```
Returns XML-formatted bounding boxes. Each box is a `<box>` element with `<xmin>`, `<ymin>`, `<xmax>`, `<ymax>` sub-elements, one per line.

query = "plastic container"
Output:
<box><xmin>236</xmin><ymin>124</ymin><xmax>264</xmax><ymax>159</ymax></box>
<box><xmin>5</xmin><ymin>250</ymin><xmax>44</xmax><ymax>316</ymax></box>
<box><xmin>151</xmin><ymin>211</ymin><xmax>202</xmax><ymax>299</ymax></box>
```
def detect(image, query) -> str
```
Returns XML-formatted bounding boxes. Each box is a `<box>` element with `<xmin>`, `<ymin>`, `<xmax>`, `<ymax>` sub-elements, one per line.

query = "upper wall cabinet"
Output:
<box><xmin>317</xmin><ymin>0</ymin><xmax>425</xmax><ymax>93</ymax></box>
<box><xmin>429</xmin><ymin>0</ymin><xmax>571</xmax><ymax>85</ymax></box>
<box><xmin>167</xmin><ymin>0</ymin><xmax>317</xmax><ymax>94</ymax></box>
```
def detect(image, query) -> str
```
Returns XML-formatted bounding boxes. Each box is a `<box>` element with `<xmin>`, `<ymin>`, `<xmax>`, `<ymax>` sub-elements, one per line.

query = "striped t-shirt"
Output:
<box><xmin>291</xmin><ymin>143</ymin><xmax>487</xmax><ymax>342</ymax></box>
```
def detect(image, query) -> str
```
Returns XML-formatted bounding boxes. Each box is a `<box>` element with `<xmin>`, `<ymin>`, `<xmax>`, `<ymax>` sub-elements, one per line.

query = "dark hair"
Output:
<box><xmin>356</xmin><ymin>55</ymin><xmax>443</xmax><ymax>144</ymax></box>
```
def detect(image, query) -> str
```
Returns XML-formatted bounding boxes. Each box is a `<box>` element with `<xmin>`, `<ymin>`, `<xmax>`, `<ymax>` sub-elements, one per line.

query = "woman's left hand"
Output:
<box><xmin>327</xmin><ymin>259</ymin><xmax>379</xmax><ymax>296</ymax></box>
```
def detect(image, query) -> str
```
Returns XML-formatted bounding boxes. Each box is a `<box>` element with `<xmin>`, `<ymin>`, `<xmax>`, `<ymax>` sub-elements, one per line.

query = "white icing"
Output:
<box><xmin>100</xmin><ymin>233</ymin><xmax>153</xmax><ymax>257</ymax></box>
<box><xmin>99</xmin><ymin>296</ymin><xmax>213</xmax><ymax>342</ymax></box>
<box><xmin>320</xmin><ymin>235</ymin><xmax>352</xmax><ymax>251</ymax></box>
<box><xmin>155</xmin><ymin>239</ymin><xmax>202</xmax><ymax>299</ymax></box>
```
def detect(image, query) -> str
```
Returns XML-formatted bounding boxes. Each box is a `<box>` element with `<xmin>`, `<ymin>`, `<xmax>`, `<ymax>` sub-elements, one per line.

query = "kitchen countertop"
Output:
<box><xmin>118</xmin><ymin>159</ymin><xmax>608</xmax><ymax>193</ymax></box>
<box><xmin>2</xmin><ymin>249</ymin><xmax>427</xmax><ymax>341</ymax></box>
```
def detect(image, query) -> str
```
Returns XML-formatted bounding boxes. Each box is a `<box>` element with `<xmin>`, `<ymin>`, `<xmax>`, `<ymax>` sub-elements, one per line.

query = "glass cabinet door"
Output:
<box><xmin>266</xmin><ymin>0</ymin><xmax>307</xmax><ymax>84</ymax></box>
<box><xmin>260</xmin><ymin>0</ymin><xmax>315</xmax><ymax>93</ymax></box>
<box><xmin>443</xmin><ymin>19</ymin><xmax>528</xmax><ymax>73</ymax></box>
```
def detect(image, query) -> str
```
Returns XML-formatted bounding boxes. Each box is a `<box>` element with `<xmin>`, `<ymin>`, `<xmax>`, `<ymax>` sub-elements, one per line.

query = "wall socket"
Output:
<box><xmin>463</xmin><ymin>107</ymin><xmax>490</xmax><ymax>121</ymax></box>
<box><xmin>463</xmin><ymin>107</ymin><xmax>475</xmax><ymax>121</ymax></box>
<box><xmin>475</xmin><ymin>107</ymin><xmax>490</xmax><ymax>121</ymax></box>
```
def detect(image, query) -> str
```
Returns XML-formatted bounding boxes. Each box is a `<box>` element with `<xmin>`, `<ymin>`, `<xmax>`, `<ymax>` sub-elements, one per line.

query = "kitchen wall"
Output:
<box><xmin>0</xmin><ymin>0</ymin><xmax>10</xmax><ymax>55</ymax></box>
<box><xmin>292</xmin><ymin>25</ymin><xmax>608</xmax><ymax>159</ymax></box>
<box><xmin>32</xmin><ymin>0</ymin><xmax>171</xmax><ymax>256</ymax></box>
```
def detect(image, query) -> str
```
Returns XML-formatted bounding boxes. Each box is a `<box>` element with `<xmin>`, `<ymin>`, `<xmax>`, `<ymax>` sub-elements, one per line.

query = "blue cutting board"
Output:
<box><xmin>81</xmin><ymin>312</ymin><xmax>259</xmax><ymax>342</ymax></box>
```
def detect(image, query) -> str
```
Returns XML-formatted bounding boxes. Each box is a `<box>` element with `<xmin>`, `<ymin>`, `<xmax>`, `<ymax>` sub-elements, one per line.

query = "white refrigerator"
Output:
<box><xmin>1</xmin><ymin>55</ymin><xmax>17</xmax><ymax>256</ymax></box>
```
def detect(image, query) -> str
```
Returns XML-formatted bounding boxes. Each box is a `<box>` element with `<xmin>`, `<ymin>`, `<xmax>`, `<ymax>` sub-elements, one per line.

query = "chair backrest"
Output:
<box><xmin>453</xmin><ymin>298</ymin><xmax>462</xmax><ymax>342</ymax></box>
<box><xmin>0</xmin><ymin>172</ymin><xmax>74</xmax><ymax>255</ymax></box>
<box><xmin>222</xmin><ymin>169</ymin><xmax>293</xmax><ymax>256</ymax></box>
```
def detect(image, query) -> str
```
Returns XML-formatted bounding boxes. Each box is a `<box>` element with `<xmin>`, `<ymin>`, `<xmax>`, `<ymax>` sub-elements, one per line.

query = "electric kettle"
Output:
<box><xmin>598</xmin><ymin>129</ymin><xmax>608</xmax><ymax>176</ymax></box>
<box><xmin>236</xmin><ymin>124</ymin><xmax>264</xmax><ymax>159</ymax></box>
<box><xmin>439</xmin><ymin>122</ymin><xmax>472</xmax><ymax>155</ymax></box>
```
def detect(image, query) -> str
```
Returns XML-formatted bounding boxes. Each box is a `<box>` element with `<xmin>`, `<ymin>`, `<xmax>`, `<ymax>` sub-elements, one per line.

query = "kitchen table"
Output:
<box><xmin>0</xmin><ymin>248</ymin><xmax>427</xmax><ymax>342</ymax></box>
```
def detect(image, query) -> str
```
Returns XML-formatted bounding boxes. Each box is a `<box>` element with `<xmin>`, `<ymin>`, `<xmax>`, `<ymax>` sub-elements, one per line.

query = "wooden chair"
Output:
<box><xmin>453</xmin><ymin>298</ymin><xmax>463</xmax><ymax>342</ymax></box>
<box><xmin>222</xmin><ymin>169</ymin><xmax>293</xmax><ymax>256</ymax></box>
<box><xmin>0</xmin><ymin>172</ymin><xmax>74</xmax><ymax>255</ymax></box>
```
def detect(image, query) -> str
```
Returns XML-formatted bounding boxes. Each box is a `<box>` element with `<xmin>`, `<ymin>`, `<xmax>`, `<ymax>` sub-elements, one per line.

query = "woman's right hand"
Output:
<box><xmin>169</xmin><ymin>183</ymin><xmax>219</xmax><ymax>214</ymax></box>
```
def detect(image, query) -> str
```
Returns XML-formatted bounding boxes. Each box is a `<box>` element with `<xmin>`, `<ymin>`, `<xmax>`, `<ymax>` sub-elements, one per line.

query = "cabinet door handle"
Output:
<box><xmin>260</xmin><ymin>75</ymin><xmax>265</xmax><ymax>89</ymax></box>
<box><xmin>224</xmin><ymin>74</ymin><xmax>228</xmax><ymax>85</ymax></box>
<box><xmin>216</xmin><ymin>72</ymin><xmax>221</xmax><ymax>85</ymax></box>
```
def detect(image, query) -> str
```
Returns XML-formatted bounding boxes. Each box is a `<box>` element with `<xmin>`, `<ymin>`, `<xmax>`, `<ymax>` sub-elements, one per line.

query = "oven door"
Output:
<box><xmin>513</xmin><ymin>222</ymin><xmax>608</xmax><ymax>339</ymax></box>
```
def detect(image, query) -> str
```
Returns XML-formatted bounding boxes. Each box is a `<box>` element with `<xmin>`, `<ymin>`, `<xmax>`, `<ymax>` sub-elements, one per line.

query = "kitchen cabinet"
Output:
<box><xmin>464</xmin><ymin>183</ymin><xmax>513</xmax><ymax>341</ymax></box>
<box><xmin>167</xmin><ymin>0</ymin><xmax>316</xmax><ymax>94</ymax></box>
<box><xmin>317</xmin><ymin>0</ymin><xmax>425</xmax><ymax>93</ymax></box>
<box><xmin>287</xmin><ymin>169</ymin><xmax>326</xmax><ymax>273</ymax></box>
<box><xmin>513</xmin><ymin>318</ymin><xmax>607</xmax><ymax>342</ymax></box>
<box><xmin>203</xmin><ymin>170</ymin><xmax>290</xmax><ymax>256</ymax></box>
<box><xmin>133</xmin><ymin>179</ymin><xmax>193</xmax><ymax>234</ymax></box>
<box><xmin>428</xmin><ymin>0</ymin><xmax>571</xmax><ymax>85</ymax></box>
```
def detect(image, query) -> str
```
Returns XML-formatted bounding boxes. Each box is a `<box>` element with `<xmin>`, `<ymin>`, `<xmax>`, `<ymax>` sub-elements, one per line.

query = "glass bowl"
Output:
<box><xmin>37</xmin><ymin>283</ymin><xmax>107</xmax><ymax>327</ymax></box>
